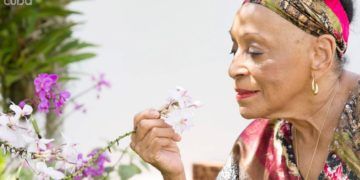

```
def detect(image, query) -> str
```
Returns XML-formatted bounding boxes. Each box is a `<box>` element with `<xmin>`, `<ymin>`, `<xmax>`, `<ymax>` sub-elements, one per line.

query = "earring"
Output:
<box><xmin>312</xmin><ymin>76</ymin><xmax>319</xmax><ymax>95</ymax></box>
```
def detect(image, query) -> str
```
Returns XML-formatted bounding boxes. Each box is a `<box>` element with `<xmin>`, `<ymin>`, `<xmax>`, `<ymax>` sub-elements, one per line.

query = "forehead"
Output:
<box><xmin>229</xmin><ymin>3</ymin><xmax>306</xmax><ymax>41</ymax></box>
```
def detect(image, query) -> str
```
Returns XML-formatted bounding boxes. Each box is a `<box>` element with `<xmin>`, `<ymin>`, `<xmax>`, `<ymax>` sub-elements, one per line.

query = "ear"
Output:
<box><xmin>310</xmin><ymin>34</ymin><xmax>337</xmax><ymax>77</ymax></box>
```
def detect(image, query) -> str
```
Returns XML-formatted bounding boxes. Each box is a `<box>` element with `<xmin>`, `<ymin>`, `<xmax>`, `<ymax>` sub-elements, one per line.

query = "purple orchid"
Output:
<box><xmin>54</xmin><ymin>91</ymin><xmax>71</xmax><ymax>115</ymax></box>
<box><xmin>74</xmin><ymin>149</ymin><xmax>110</xmax><ymax>179</ymax></box>
<box><xmin>34</xmin><ymin>74</ymin><xmax>58</xmax><ymax>93</ymax></box>
<box><xmin>33</xmin><ymin>73</ymin><xmax>71</xmax><ymax>115</ymax></box>
<box><xmin>92</xmin><ymin>73</ymin><xmax>111</xmax><ymax>92</ymax></box>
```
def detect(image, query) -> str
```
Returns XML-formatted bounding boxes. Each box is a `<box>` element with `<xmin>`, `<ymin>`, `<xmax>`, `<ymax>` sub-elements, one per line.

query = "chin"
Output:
<box><xmin>238</xmin><ymin>106</ymin><xmax>267</xmax><ymax>119</ymax></box>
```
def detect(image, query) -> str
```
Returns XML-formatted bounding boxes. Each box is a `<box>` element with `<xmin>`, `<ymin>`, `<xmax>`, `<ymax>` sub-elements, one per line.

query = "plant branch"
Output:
<box><xmin>64</xmin><ymin>130</ymin><xmax>135</xmax><ymax>179</ymax></box>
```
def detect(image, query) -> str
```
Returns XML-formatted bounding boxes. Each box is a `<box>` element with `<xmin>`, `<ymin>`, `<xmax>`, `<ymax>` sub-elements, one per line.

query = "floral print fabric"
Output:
<box><xmin>217</xmin><ymin>81</ymin><xmax>360</xmax><ymax>179</ymax></box>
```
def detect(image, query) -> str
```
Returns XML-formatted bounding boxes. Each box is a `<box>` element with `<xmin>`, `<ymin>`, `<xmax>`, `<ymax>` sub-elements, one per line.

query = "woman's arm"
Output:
<box><xmin>162</xmin><ymin>171</ymin><xmax>186</xmax><ymax>180</ymax></box>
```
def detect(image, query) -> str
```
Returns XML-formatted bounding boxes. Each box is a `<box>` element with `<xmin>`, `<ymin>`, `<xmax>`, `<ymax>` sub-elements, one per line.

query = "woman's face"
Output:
<box><xmin>229</xmin><ymin>3</ymin><xmax>317</xmax><ymax>119</ymax></box>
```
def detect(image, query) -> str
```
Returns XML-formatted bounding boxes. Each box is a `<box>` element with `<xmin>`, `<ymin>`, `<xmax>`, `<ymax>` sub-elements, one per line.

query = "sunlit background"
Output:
<box><xmin>65</xmin><ymin>0</ymin><xmax>360</xmax><ymax>179</ymax></box>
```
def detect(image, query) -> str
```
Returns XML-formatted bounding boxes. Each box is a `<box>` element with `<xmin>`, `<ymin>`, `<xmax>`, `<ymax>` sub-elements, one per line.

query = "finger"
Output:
<box><xmin>144</xmin><ymin>137</ymin><xmax>173</xmax><ymax>163</ymax></box>
<box><xmin>131</xmin><ymin>119</ymin><xmax>171</xmax><ymax>145</ymax></box>
<box><xmin>133</xmin><ymin>109</ymin><xmax>160</xmax><ymax>127</ymax></box>
<box><xmin>131</xmin><ymin>127</ymin><xmax>179</xmax><ymax>160</ymax></box>
<box><xmin>141</xmin><ymin>127</ymin><xmax>180</xmax><ymax>149</ymax></box>
<box><xmin>135</xmin><ymin>119</ymin><xmax>171</xmax><ymax>142</ymax></box>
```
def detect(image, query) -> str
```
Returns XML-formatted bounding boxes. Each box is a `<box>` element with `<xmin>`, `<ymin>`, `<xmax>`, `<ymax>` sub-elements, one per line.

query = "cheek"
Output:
<box><xmin>243</xmin><ymin>57</ymin><xmax>307</xmax><ymax>117</ymax></box>
<box><xmin>236</xmin><ymin>60</ymin><xmax>285</xmax><ymax>118</ymax></box>
<box><xmin>255</xmin><ymin>59</ymin><xmax>288</xmax><ymax>97</ymax></box>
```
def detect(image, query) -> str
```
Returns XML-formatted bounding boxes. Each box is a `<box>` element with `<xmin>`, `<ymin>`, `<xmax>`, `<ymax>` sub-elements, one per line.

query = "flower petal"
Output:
<box><xmin>23</xmin><ymin>104</ymin><xmax>33</xmax><ymax>115</ymax></box>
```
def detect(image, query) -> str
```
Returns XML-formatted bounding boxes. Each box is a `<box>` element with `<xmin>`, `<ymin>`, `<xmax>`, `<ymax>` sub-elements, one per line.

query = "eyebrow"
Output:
<box><xmin>229</xmin><ymin>29</ymin><xmax>267</xmax><ymax>43</ymax></box>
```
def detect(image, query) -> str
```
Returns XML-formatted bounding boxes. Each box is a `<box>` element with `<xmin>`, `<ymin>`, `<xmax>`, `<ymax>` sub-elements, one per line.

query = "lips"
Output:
<box><xmin>235</xmin><ymin>89</ymin><xmax>259</xmax><ymax>100</ymax></box>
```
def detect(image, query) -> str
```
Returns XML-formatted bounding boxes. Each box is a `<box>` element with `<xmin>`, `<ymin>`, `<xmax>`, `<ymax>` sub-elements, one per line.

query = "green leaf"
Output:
<box><xmin>118</xmin><ymin>164</ymin><xmax>142</xmax><ymax>180</ymax></box>
<box><xmin>46</xmin><ymin>53</ymin><xmax>96</xmax><ymax>66</ymax></box>
<box><xmin>0</xmin><ymin>153</ymin><xmax>6</xmax><ymax>176</ymax></box>
<box><xmin>58</xmin><ymin>40</ymin><xmax>96</xmax><ymax>54</ymax></box>
<box><xmin>31</xmin><ymin>24</ymin><xmax>75</xmax><ymax>56</ymax></box>
<box><xmin>17</xmin><ymin>167</ymin><xmax>34</xmax><ymax>179</ymax></box>
<box><xmin>38</xmin><ymin>7</ymin><xmax>81</xmax><ymax>17</ymax></box>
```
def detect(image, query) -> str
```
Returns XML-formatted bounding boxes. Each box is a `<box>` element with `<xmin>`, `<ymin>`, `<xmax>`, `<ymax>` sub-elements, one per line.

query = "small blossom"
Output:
<box><xmin>61</xmin><ymin>136</ymin><xmax>80</xmax><ymax>164</ymax></box>
<box><xmin>92</xmin><ymin>73</ymin><xmax>111</xmax><ymax>92</ymax></box>
<box><xmin>35</xmin><ymin>161</ymin><xmax>65</xmax><ymax>180</ymax></box>
<box><xmin>54</xmin><ymin>91</ymin><xmax>71</xmax><ymax>115</ymax></box>
<box><xmin>0</xmin><ymin>114</ymin><xmax>34</xmax><ymax>148</ymax></box>
<box><xmin>75</xmin><ymin>149</ymin><xmax>110</xmax><ymax>179</ymax></box>
<box><xmin>37</xmin><ymin>91</ymin><xmax>50</xmax><ymax>113</ymax></box>
<box><xmin>54</xmin><ymin>134</ymin><xmax>81</xmax><ymax>174</ymax></box>
<box><xmin>165</xmin><ymin>109</ymin><xmax>194</xmax><ymax>134</ymax></box>
<box><xmin>10</xmin><ymin>103</ymin><xmax>33</xmax><ymax>120</ymax></box>
<box><xmin>34</xmin><ymin>74</ymin><xmax>58</xmax><ymax>93</ymax></box>
<box><xmin>33</xmin><ymin>73</ymin><xmax>70</xmax><ymax>115</ymax></box>
<box><xmin>27</xmin><ymin>138</ymin><xmax>54</xmax><ymax>153</ymax></box>
<box><xmin>161</xmin><ymin>86</ymin><xmax>201</xmax><ymax>134</ymax></box>
<box><xmin>73</xmin><ymin>103</ymin><xmax>87</xmax><ymax>114</ymax></box>
<box><xmin>167</xmin><ymin>86</ymin><xmax>202</xmax><ymax>109</ymax></box>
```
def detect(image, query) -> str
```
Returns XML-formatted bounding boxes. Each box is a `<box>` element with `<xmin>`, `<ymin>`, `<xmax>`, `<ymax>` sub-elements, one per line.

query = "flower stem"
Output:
<box><xmin>68</xmin><ymin>85</ymin><xmax>97</xmax><ymax>103</ymax></box>
<box><xmin>0</xmin><ymin>141</ymin><xmax>35</xmax><ymax>160</ymax></box>
<box><xmin>64</xmin><ymin>130</ymin><xmax>135</xmax><ymax>179</ymax></box>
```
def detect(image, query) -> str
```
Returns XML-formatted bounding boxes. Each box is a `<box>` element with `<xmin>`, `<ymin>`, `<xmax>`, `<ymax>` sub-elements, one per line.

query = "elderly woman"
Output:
<box><xmin>130</xmin><ymin>0</ymin><xmax>359</xmax><ymax>179</ymax></box>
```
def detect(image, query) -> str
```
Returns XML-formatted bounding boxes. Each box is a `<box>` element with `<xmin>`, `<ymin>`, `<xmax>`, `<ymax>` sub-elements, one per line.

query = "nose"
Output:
<box><xmin>228</xmin><ymin>57</ymin><xmax>250</xmax><ymax>79</ymax></box>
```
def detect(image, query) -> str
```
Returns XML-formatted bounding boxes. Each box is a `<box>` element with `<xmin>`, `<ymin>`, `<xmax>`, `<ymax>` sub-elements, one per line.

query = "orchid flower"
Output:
<box><xmin>54</xmin><ymin>134</ymin><xmax>81</xmax><ymax>173</ymax></box>
<box><xmin>0</xmin><ymin>114</ymin><xmax>34</xmax><ymax>148</ymax></box>
<box><xmin>33</xmin><ymin>73</ymin><xmax>71</xmax><ymax>115</ymax></box>
<box><xmin>92</xmin><ymin>73</ymin><xmax>111</xmax><ymax>92</ymax></box>
<box><xmin>10</xmin><ymin>103</ymin><xmax>33</xmax><ymax>120</ymax></box>
<box><xmin>27</xmin><ymin>138</ymin><xmax>54</xmax><ymax>153</ymax></box>
<box><xmin>160</xmin><ymin>86</ymin><xmax>202</xmax><ymax>134</ymax></box>
<box><xmin>35</xmin><ymin>161</ymin><xmax>65</xmax><ymax>180</ymax></box>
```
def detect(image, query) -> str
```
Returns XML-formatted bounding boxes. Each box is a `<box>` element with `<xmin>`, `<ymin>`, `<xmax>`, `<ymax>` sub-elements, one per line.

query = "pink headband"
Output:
<box><xmin>324</xmin><ymin>0</ymin><xmax>350</xmax><ymax>43</ymax></box>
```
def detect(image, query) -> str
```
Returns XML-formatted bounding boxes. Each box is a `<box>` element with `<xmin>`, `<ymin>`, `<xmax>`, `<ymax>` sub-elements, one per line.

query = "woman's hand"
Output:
<box><xmin>130</xmin><ymin>109</ymin><xmax>185</xmax><ymax>180</ymax></box>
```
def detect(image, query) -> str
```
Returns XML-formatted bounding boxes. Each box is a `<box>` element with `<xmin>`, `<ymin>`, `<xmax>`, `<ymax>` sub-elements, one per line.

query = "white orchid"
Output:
<box><xmin>0</xmin><ymin>113</ymin><xmax>19</xmax><ymax>129</ymax></box>
<box><xmin>165</xmin><ymin>108</ymin><xmax>194</xmax><ymax>134</ymax></box>
<box><xmin>167</xmin><ymin>86</ymin><xmax>202</xmax><ymax>109</ymax></box>
<box><xmin>10</xmin><ymin>103</ymin><xmax>33</xmax><ymax>120</ymax></box>
<box><xmin>54</xmin><ymin>134</ymin><xmax>81</xmax><ymax>173</ymax></box>
<box><xmin>161</xmin><ymin>86</ymin><xmax>202</xmax><ymax>134</ymax></box>
<box><xmin>35</xmin><ymin>161</ymin><xmax>65</xmax><ymax>180</ymax></box>
<box><xmin>0</xmin><ymin>114</ymin><xmax>35</xmax><ymax>148</ymax></box>
<box><xmin>27</xmin><ymin>138</ymin><xmax>54</xmax><ymax>153</ymax></box>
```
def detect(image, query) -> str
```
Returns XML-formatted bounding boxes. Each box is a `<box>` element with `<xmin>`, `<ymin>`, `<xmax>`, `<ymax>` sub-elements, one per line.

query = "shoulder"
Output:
<box><xmin>237</xmin><ymin>118</ymin><xmax>276</xmax><ymax>147</ymax></box>
<box><xmin>217</xmin><ymin>119</ymin><xmax>279</xmax><ymax>180</ymax></box>
<box><xmin>329</xmin><ymin>77</ymin><xmax>360</xmax><ymax>175</ymax></box>
<box><xmin>224</xmin><ymin>119</ymin><xmax>288</xmax><ymax>179</ymax></box>
<box><xmin>233</xmin><ymin>119</ymin><xmax>281</xmax><ymax>164</ymax></box>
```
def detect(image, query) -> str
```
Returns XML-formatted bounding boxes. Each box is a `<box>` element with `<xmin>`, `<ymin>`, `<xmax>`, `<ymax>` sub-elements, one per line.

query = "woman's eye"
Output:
<box><xmin>248</xmin><ymin>47</ymin><xmax>263</xmax><ymax>56</ymax></box>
